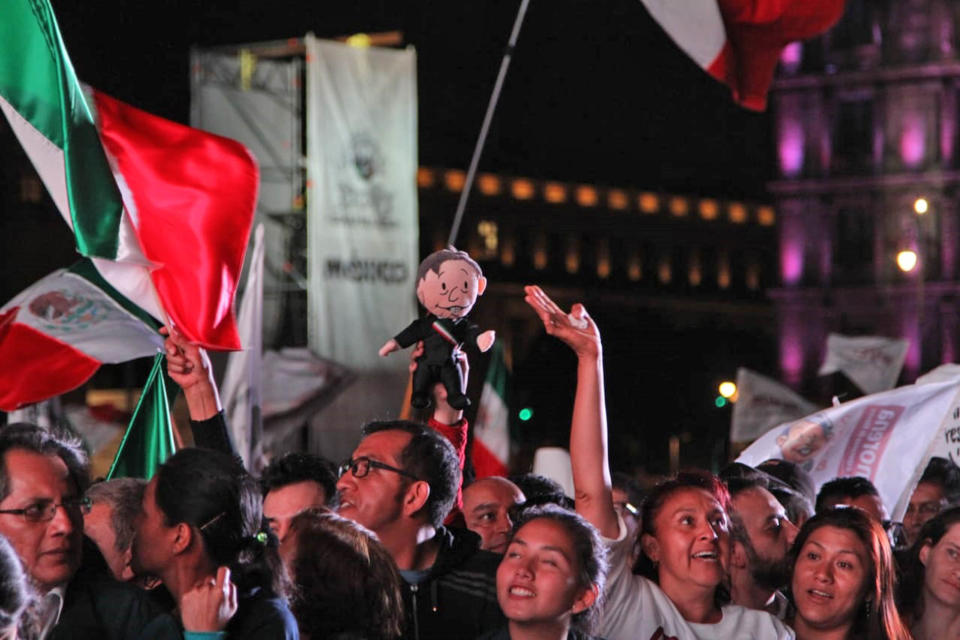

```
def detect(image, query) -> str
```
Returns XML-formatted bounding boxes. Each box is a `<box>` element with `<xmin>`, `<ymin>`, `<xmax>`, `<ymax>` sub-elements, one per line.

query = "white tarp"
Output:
<box><xmin>730</xmin><ymin>367</ymin><xmax>819</xmax><ymax>443</ymax></box>
<box><xmin>737</xmin><ymin>379</ymin><xmax>960</xmax><ymax>520</ymax></box>
<box><xmin>818</xmin><ymin>333</ymin><xmax>909</xmax><ymax>395</ymax></box>
<box><xmin>305</xmin><ymin>36</ymin><xmax>418</xmax><ymax>371</ymax></box>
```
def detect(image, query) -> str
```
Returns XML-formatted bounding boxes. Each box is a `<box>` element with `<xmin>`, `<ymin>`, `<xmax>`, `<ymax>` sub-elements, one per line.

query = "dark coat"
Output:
<box><xmin>400</xmin><ymin>526</ymin><xmax>504</xmax><ymax>640</ymax></box>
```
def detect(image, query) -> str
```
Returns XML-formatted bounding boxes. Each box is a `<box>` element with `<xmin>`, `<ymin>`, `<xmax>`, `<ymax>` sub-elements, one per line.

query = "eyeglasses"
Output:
<box><xmin>0</xmin><ymin>496</ymin><xmax>92</xmax><ymax>524</ymax></box>
<box><xmin>339</xmin><ymin>456</ymin><xmax>420</xmax><ymax>482</ymax></box>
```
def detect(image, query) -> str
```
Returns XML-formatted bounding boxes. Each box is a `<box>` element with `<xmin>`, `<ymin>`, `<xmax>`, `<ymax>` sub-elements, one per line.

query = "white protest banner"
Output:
<box><xmin>737</xmin><ymin>379</ymin><xmax>960</xmax><ymax>520</ymax></box>
<box><xmin>818</xmin><ymin>333</ymin><xmax>909</xmax><ymax>395</ymax></box>
<box><xmin>305</xmin><ymin>36</ymin><xmax>418</xmax><ymax>371</ymax></box>
<box><xmin>916</xmin><ymin>363</ymin><xmax>960</xmax><ymax>386</ymax></box>
<box><xmin>730</xmin><ymin>367</ymin><xmax>819</xmax><ymax>443</ymax></box>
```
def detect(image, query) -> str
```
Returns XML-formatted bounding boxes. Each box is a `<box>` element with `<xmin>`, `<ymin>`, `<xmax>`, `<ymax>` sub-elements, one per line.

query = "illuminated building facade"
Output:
<box><xmin>769</xmin><ymin>0</ymin><xmax>960</xmax><ymax>390</ymax></box>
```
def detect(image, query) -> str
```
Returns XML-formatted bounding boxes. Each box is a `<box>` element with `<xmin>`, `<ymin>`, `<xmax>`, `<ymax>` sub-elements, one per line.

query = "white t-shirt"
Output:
<box><xmin>597</xmin><ymin>518</ymin><xmax>794</xmax><ymax>640</ymax></box>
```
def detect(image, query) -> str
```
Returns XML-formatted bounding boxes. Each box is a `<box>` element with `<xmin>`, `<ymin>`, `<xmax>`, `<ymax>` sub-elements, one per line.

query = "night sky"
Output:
<box><xmin>31</xmin><ymin>1</ymin><xmax>782</xmax><ymax>473</ymax></box>
<box><xmin>51</xmin><ymin>0</ymin><xmax>774</xmax><ymax>198</ymax></box>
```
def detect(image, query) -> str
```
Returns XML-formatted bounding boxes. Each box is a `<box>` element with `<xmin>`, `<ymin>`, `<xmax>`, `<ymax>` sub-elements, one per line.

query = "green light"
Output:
<box><xmin>518</xmin><ymin>408</ymin><xmax>533</xmax><ymax>421</ymax></box>
<box><xmin>714</xmin><ymin>396</ymin><xmax>727</xmax><ymax>408</ymax></box>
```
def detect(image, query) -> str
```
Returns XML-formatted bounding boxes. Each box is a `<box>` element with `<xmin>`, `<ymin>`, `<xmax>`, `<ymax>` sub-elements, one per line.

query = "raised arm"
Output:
<box><xmin>161</xmin><ymin>326</ymin><xmax>222</xmax><ymax>421</ymax></box>
<box><xmin>523</xmin><ymin>286</ymin><xmax>618</xmax><ymax>538</ymax></box>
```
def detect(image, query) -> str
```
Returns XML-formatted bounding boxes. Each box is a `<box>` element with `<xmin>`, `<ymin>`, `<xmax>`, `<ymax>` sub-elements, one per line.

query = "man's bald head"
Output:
<box><xmin>462</xmin><ymin>477</ymin><xmax>525</xmax><ymax>554</ymax></box>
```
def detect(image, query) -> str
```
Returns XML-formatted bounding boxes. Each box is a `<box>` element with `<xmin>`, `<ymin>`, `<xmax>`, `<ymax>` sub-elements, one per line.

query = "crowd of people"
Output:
<box><xmin>1</xmin><ymin>284</ymin><xmax>959</xmax><ymax>639</ymax></box>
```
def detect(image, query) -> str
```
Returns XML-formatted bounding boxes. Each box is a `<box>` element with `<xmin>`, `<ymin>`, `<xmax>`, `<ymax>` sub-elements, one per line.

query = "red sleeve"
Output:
<box><xmin>427</xmin><ymin>416</ymin><xmax>468</xmax><ymax>520</ymax></box>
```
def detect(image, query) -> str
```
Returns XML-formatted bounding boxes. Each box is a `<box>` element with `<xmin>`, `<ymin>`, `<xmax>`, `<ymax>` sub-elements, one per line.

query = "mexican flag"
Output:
<box><xmin>639</xmin><ymin>0</ymin><xmax>846</xmax><ymax>110</ymax></box>
<box><xmin>0</xmin><ymin>0</ymin><xmax>257</xmax><ymax>350</ymax></box>
<box><xmin>471</xmin><ymin>342</ymin><xmax>511</xmax><ymax>478</ymax></box>
<box><xmin>107</xmin><ymin>352</ymin><xmax>177</xmax><ymax>480</ymax></box>
<box><xmin>0</xmin><ymin>261</ymin><xmax>163</xmax><ymax>412</ymax></box>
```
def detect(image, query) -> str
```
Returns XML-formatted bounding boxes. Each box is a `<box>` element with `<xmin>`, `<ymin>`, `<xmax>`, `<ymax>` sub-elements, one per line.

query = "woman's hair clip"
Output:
<box><xmin>255</xmin><ymin>531</ymin><xmax>268</xmax><ymax>545</ymax></box>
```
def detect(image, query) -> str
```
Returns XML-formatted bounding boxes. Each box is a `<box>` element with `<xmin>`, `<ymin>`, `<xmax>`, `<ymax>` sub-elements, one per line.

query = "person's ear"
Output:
<box><xmin>172</xmin><ymin>522</ymin><xmax>194</xmax><ymax>555</ymax></box>
<box><xmin>119</xmin><ymin>547</ymin><xmax>136</xmax><ymax>581</ymax></box>
<box><xmin>919</xmin><ymin>542</ymin><xmax>932</xmax><ymax>567</ymax></box>
<box><xmin>476</xmin><ymin>276</ymin><xmax>487</xmax><ymax>297</ymax></box>
<box><xmin>641</xmin><ymin>533</ymin><xmax>660</xmax><ymax>565</ymax></box>
<box><xmin>403</xmin><ymin>481</ymin><xmax>432</xmax><ymax>518</ymax></box>
<box><xmin>570</xmin><ymin>583</ymin><xmax>598</xmax><ymax>615</ymax></box>
<box><xmin>731</xmin><ymin>540</ymin><xmax>749</xmax><ymax>569</ymax></box>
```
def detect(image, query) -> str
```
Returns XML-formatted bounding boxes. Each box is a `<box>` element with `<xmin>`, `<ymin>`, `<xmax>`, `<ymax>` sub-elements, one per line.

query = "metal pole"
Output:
<box><xmin>447</xmin><ymin>0</ymin><xmax>532</xmax><ymax>246</ymax></box>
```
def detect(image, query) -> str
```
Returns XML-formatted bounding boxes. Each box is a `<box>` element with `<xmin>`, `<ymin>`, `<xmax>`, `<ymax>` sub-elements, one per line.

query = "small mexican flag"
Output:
<box><xmin>0</xmin><ymin>261</ymin><xmax>162</xmax><ymax>412</ymax></box>
<box><xmin>471</xmin><ymin>342</ymin><xmax>511</xmax><ymax>478</ymax></box>
<box><xmin>107</xmin><ymin>352</ymin><xmax>176</xmax><ymax>480</ymax></box>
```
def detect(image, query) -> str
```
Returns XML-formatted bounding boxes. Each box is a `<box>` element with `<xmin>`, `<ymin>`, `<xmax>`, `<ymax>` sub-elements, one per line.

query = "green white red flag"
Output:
<box><xmin>0</xmin><ymin>0</ymin><xmax>257</xmax><ymax>351</ymax></box>
<box><xmin>107</xmin><ymin>352</ymin><xmax>177</xmax><ymax>480</ymax></box>
<box><xmin>0</xmin><ymin>261</ymin><xmax>163</xmax><ymax>411</ymax></box>
<box><xmin>471</xmin><ymin>342</ymin><xmax>511</xmax><ymax>478</ymax></box>
<box><xmin>639</xmin><ymin>0</ymin><xmax>846</xmax><ymax>110</ymax></box>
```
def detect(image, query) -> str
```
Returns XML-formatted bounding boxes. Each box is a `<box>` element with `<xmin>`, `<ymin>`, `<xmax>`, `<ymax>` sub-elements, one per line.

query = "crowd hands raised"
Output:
<box><xmin>2</xmin><ymin>288</ymin><xmax>960</xmax><ymax>639</ymax></box>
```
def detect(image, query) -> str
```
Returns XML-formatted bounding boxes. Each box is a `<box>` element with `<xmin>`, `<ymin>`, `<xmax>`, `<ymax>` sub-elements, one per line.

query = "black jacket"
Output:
<box><xmin>49</xmin><ymin>540</ymin><xmax>179</xmax><ymax>640</ymax></box>
<box><xmin>401</xmin><ymin>527</ymin><xmax>504</xmax><ymax>640</ymax></box>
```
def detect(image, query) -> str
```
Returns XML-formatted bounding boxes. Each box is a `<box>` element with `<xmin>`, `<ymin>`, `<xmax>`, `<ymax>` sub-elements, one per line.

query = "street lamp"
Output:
<box><xmin>914</xmin><ymin>197</ymin><xmax>929</xmax><ymax>215</ymax></box>
<box><xmin>897</xmin><ymin>249</ymin><xmax>918</xmax><ymax>272</ymax></box>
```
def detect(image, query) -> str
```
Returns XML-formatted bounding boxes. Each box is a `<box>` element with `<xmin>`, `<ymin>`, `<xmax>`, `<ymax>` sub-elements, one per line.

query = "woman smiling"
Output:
<box><xmin>789</xmin><ymin>508</ymin><xmax>909</xmax><ymax>640</ymax></box>
<box><xmin>482</xmin><ymin>505</ymin><xmax>607</xmax><ymax>640</ymax></box>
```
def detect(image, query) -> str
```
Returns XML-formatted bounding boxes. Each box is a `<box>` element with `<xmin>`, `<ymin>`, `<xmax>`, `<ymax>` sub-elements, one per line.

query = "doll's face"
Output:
<box><xmin>416</xmin><ymin>259</ymin><xmax>487</xmax><ymax>319</ymax></box>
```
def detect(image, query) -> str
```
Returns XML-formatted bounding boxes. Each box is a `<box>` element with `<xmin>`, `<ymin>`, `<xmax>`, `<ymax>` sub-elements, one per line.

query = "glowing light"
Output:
<box><xmin>757</xmin><ymin>206</ymin><xmax>776</xmax><ymax>226</ymax></box>
<box><xmin>914</xmin><ymin>197</ymin><xmax>929</xmax><ymax>215</ymax></box>
<box><xmin>698</xmin><ymin>199</ymin><xmax>719</xmax><ymax>220</ymax></box>
<box><xmin>500</xmin><ymin>234</ymin><xmax>516</xmax><ymax>267</ymax></box>
<box><xmin>728</xmin><ymin>203</ymin><xmax>748</xmax><ymax>224</ymax></box>
<box><xmin>345</xmin><ymin>33</ymin><xmax>372</xmax><ymax>47</ymax></box>
<box><xmin>444</xmin><ymin>170</ymin><xmax>466</xmax><ymax>192</ymax></box>
<box><xmin>576</xmin><ymin>186</ymin><xmax>599</xmax><ymax>207</ymax></box>
<box><xmin>669</xmin><ymin>197</ymin><xmax>689</xmax><ymax>217</ymax></box>
<box><xmin>897</xmin><ymin>250</ymin><xmax>918</xmax><ymax>272</ymax></box>
<box><xmin>607</xmin><ymin>189</ymin><xmax>629</xmax><ymax>210</ymax></box>
<box><xmin>477</xmin><ymin>174</ymin><xmax>501</xmax><ymax>196</ymax></box>
<box><xmin>417</xmin><ymin>168</ymin><xmax>436</xmax><ymax>188</ymax></box>
<box><xmin>519</xmin><ymin>408</ymin><xmax>533</xmax><ymax>421</ymax></box>
<box><xmin>511</xmin><ymin>179</ymin><xmax>535</xmax><ymax>200</ymax></box>
<box><xmin>596</xmin><ymin>239</ymin><xmax>611</xmax><ymax>279</ymax></box>
<box><xmin>627</xmin><ymin>252</ymin><xmax>642</xmax><ymax>281</ymax></box>
<box><xmin>719</xmin><ymin>381</ymin><xmax>737</xmax><ymax>398</ymax></box>
<box><xmin>544</xmin><ymin>182</ymin><xmax>567</xmax><ymax>204</ymax></box>
<box><xmin>639</xmin><ymin>192</ymin><xmax>660</xmax><ymax>214</ymax></box>
<box><xmin>715</xmin><ymin>396</ymin><xmax>727</xmax><ymax>408</ymax></box>
<box><xmin>658</xmin><ymin>258</ymin><xmax>672</xmax><ymax>284</ymax></box>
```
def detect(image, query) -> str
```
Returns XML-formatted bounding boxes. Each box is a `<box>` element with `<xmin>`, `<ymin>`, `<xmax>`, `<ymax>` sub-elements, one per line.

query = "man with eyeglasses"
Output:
<box><xmin>336</xmin><ymin>420</ymin><xmax>504</xmax><ymax>640</ymax></box>
<box><xmin>0</xmin><ymin>423</ymin><xmax>175</xmax><ymax>639</ymax></box>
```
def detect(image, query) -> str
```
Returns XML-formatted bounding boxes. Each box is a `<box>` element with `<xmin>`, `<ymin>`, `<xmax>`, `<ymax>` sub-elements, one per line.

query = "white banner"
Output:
<box><xmin>737</xmin><ymin>379</ymin><xmax>960</xmax><ymax>520</ymax></box>
<box><xmin>221</xmin><ymin>223</ymin><xmax>265</xmax><ymax>471</ymax></box>
<box><xmin>306</xmin><ymin>36</ymin><xmax>418</xmax><ymax>371</ymax></box>
<box><xmin>730</xmin><ymin>367</ymin><xmax>819</xmax><ymax>443</ymax></box>
<box><xmin>818</xmin><ymin>333</ymin><xmax>909</xmax><ymax>395</ymax></box>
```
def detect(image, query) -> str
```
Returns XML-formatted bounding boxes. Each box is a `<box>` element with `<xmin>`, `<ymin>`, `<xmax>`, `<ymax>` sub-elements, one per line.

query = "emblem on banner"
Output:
<box><xmin>334</xmin><ymin>132</ymin><xmax>395</xmax><ymax>227</ymax></box>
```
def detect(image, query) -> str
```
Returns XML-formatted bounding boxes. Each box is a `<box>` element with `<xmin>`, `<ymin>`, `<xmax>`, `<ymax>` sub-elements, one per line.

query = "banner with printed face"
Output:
<box><xmin>305</xmin><ymin>36</ymin><xmax>418</xmax><ymax>371</ymax></box>
<box><xmin>737</xmin><ymin>379</ymin><xmax>960</xmax><ymax>520</ymax></box>
<box><xmin>730</xmin><ymin>367</ymin><xmax>819</xmax><ymax>443</ymax></box>
<box><xmin>818</xmin><ymin>333</ymin><xmax>909</xmax><ymax>395</ymax></box>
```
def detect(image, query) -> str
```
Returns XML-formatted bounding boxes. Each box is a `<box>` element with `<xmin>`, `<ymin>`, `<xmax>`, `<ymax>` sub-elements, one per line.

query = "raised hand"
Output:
<box><xmin>523</xmin><ymin>285</ymin><xmax>600</xmax><ymax>360</ymax></box>
<box><xmin>160</xmin><ymin>325</ymin><xmax>221</xmax><ymax>420</ymax></box>
<box><xmin>180</xmin><ymin>566</ymin><xmax>238</xmax><ymax>632</ymax></box>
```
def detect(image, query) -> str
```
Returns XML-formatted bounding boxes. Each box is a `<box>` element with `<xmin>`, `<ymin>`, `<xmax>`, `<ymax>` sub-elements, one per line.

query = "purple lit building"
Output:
<box><xmin>769</xmin><ymin>0</ymin><xmax>960</xmax><ymax>391</ymax></box>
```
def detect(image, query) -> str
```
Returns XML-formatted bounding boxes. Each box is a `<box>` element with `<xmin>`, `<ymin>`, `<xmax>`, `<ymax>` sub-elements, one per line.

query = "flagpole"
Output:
<box><xmin>447</xmin><ymin>0</ymin><xmax>532</xmax><ymax>246</ymax></box>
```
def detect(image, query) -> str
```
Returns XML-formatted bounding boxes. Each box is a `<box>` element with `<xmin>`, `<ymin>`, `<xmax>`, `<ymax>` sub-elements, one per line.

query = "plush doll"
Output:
<box><xmin>379</xmin><ymin>247</ymin><xmax>495</xmax><ymax>409</ymax></box>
